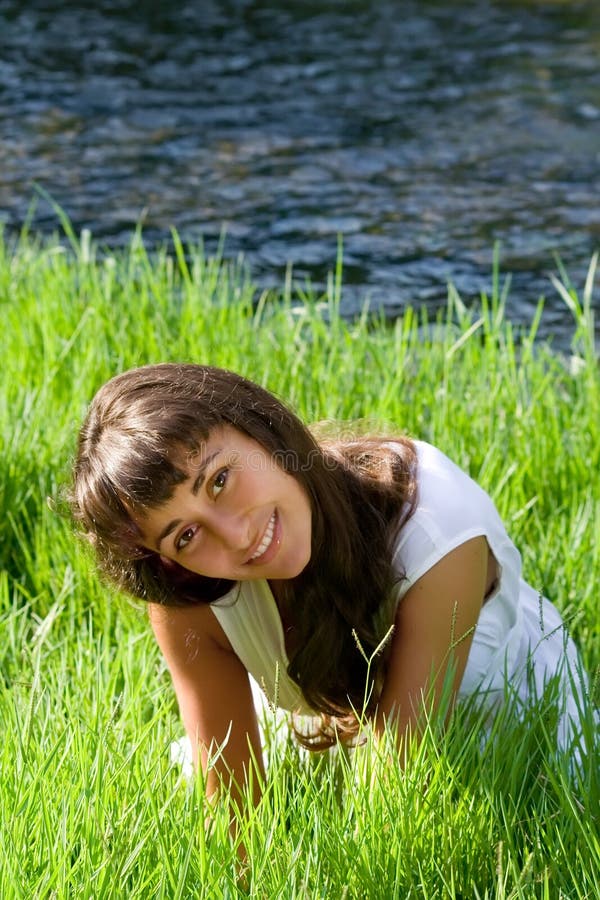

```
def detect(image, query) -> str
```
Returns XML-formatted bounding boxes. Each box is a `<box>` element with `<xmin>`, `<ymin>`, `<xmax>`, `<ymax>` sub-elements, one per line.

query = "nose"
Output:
<box><xmin>210</xmin><ymin>511</ymin><xmax>251</xmax><ymax>551</ymax></box>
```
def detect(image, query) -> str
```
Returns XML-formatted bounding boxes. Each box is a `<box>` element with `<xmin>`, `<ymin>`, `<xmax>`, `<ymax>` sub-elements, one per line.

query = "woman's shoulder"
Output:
<box><xmin>391</xmin><ymin>440</ymin><xmax>514</xmax><ymax>583</ymax></box>
<box><xmin>394</xmin><ymin>441</ymin><xmax>520</xmax><ymax>596</ymax></box>
<box><xmin>148</xmin><ymin>597</ymin><xmax>234</xmax><ymax>654</ymax></box>
<box><xmin>410</xmin><ymin>440</ymin><xmax>501</xmax><ymax>527</ymax></box>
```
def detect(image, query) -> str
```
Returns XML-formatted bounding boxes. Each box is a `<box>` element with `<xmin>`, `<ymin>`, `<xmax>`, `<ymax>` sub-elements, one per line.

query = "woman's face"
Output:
<box><xmin>136</xmin><ymin>425</ymin><xmax>313</xmax><ymax>582</ymax></box>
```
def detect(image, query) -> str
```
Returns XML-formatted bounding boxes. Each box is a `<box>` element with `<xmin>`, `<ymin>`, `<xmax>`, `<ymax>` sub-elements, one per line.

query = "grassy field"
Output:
<box><xmin>0</xmin><ymin>224</ymin><xmax>598</xmax><ymax>898</ymax></box>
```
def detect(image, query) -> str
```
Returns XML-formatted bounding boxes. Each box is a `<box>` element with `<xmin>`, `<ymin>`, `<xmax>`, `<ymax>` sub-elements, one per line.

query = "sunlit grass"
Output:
<box><xmin>0</xmin><ymin>225</ymin><xmax>598</xmax><ymax>897</ymax></box>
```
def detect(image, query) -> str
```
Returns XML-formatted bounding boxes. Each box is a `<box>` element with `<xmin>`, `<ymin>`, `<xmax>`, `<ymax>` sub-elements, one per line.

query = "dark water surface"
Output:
<box><xmin>1</xmin><ymin>0</ymin><xmax>599</xmax><ymax>344</ymax></box>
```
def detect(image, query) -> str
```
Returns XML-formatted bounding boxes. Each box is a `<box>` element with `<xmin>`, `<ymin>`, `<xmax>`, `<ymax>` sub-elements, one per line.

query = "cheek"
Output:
<box><xmin>295</xmin><ymin>492</ymin><xmax>313</xmax><ymax>543</ymax></box>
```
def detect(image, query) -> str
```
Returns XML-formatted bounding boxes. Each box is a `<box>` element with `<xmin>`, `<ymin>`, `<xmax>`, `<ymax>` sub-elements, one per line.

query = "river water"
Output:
<box><xmin>1</xmin><ymin>0</ymin><xmax>599</xmax><ymax>344</ymax></box>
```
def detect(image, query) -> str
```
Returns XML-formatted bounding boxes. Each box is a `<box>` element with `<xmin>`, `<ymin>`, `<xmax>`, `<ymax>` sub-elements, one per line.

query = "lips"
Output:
<box><xmin>248</xmin><ymin>511</ymin><xmax>278</xmax><ymax>564</ymax></box>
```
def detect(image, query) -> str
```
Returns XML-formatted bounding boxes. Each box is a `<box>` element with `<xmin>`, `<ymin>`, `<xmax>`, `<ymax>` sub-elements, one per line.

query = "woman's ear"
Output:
<box><xmin>158</xmin><ymin>554</ymin><xmax>191</xmax><ymax>577</ymax></box>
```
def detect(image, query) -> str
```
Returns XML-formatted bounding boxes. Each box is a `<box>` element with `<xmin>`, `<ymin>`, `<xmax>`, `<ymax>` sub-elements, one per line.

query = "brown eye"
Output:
<box><xmin>175</xmin><ymin>527</ymin><xmax>195</xmax><ymax>551</ymax></box>
<box><xmin>211</xmin><ymin>468</ymin><xmax>229</xmax><ymax>498</ymax></box>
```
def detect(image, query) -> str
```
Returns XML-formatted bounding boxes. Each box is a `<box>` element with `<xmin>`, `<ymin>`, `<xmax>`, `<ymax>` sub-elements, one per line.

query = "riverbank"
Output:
<box><xmin>1</xmin><ymin>229</ymin><xmax>598</xmax><ymax>896</ymax></box>
<box><xmin>4</xmin><ymin>0</ymin><xmax>600</xmax><ymax>341</ymax></box>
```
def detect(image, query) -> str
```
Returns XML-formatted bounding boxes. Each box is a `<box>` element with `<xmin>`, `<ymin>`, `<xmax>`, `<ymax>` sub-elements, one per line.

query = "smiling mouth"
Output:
<box><xmin>249</xmin><ymin>511</ymin><xmax>277</xmax><ymax>563</ymax></box>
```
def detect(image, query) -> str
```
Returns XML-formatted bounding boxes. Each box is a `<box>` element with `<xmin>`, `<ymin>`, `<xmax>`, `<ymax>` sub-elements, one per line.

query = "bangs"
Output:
<box><xmin>74</xmin><ymin>430</ymin><xmax>193</xmax><ymax>558</ymax></box>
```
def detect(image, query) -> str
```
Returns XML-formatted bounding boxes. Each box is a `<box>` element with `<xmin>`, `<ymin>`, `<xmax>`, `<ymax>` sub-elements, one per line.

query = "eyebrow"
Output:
<box><xmin>155</xmin><ymin>448</ymin><xmax>223</xmax><ymax>551</ymax></box>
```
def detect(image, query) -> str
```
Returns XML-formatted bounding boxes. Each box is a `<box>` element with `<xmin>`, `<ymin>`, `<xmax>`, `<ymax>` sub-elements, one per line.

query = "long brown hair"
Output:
<box><xmin>71</xmin><ymin>364</ymin><xmax>417</xmax><ymax>747</ymax></box>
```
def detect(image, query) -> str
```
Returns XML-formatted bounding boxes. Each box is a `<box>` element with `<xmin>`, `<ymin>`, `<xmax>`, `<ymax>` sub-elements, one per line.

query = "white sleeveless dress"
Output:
<box><xmin>208</xmin><ymin>441</ymin><xmax>589</xmax><ymax>751</ymax></box>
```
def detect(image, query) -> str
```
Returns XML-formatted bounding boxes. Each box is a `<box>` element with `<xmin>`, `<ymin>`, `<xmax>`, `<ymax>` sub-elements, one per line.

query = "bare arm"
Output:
<box><xmin>148</xmin><ymin>601</ymin><xmax>264</xmax><ymax>807</ymax></box>
<box><xmin>376</xmin><ymin>535</ymin><xmax>489</xmax><ymax>743</ymax></box>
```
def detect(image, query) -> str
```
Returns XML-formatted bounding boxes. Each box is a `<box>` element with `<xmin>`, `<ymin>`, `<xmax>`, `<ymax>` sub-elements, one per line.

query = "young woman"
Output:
<box><xmin>71</xmin><ymin>363</ymin><xmax>590</xmax><ymax>801</ymax></box>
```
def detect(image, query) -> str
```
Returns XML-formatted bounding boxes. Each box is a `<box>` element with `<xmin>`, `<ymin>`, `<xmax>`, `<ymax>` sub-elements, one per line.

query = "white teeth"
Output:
<box><xmin>251</xmin><ymin>513</ymin><xmax>276</xmax><ymax>560</ymax></box>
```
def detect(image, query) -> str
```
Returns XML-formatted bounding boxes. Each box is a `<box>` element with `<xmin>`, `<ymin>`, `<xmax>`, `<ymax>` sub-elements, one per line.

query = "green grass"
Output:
<box><xmin>0</xmin><ymin>224</ymin><xmax>598</xmax><ymax>898</ymax></box>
